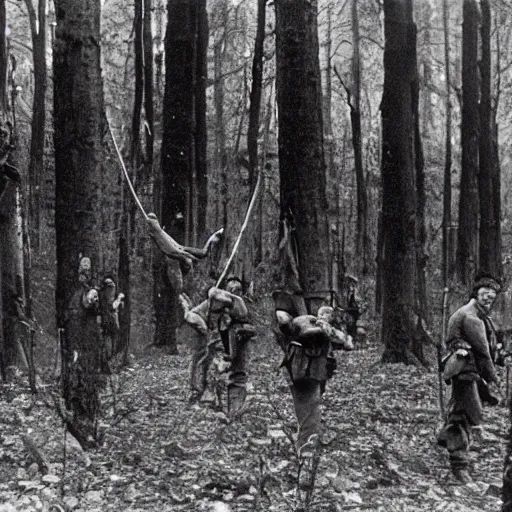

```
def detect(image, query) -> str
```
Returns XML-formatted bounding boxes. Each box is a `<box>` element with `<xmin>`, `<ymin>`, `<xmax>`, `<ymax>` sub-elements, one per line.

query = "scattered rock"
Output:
<box><xmin>42</xmin><ymin>474</ymin><xmax>61</xmax><ymax>485</ymax></box>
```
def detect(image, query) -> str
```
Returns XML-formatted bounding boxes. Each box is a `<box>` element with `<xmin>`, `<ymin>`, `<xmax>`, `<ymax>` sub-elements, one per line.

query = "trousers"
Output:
<box><xmin>437</xmin><ymin>377</ymin><xmax>483</xmax><ymax>470</ymax></box>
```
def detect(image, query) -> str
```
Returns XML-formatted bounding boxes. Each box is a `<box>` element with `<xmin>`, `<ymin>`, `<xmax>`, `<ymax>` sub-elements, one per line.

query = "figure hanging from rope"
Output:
<box><xmin>272</xmin><ymin>214</ymin><xmax>353</xmax><ymax>492</ymax></box>
<box><xmin>146</xmin><ymin>211</ymin><xmax>223</xmax><ymax>293</ymax></box>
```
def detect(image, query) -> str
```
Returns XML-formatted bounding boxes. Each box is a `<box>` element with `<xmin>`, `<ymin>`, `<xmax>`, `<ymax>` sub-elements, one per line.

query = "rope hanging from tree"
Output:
<box><xmin>215</xmin><ymin>169</ymin><xmax>262</xmax><ymax>288</ymax></box>
<box><xmin>107</xmin><ymin>118</ymin><xmax>149</xmax><ymax>221</ymax></box>
<box><xmin>108</xmin><ymin>115</ymin><xmax>262</xmax><ymax>288</ymax></box>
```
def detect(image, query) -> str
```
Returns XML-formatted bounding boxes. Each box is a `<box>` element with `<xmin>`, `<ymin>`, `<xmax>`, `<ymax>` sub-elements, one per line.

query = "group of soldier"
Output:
<box><xmin>144</xmin><ymin>211</ymin><xmax>507</xmax><ymax>488</ymax></box>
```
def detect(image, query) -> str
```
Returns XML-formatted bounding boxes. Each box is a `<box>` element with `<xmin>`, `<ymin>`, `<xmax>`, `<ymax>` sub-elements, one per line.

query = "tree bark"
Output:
<box><xmin>275</xmin><ymin>0</ymin><xmax>329</xmax><ymax>296</ymax></box>
<box><xmin>155</xmin><ymin>0</ymin><xmax>207</xmax><ymax>350</ymax></box>
<box><xmin>442</xmin><ymin>0</ymin><xmax>452</xmax><ymax>287</ymax></box>
<box><xmin>478</xmin><ymin>0</ymin><xmax>501</xmax><ymax>278</ymax></box>
<box><xmin>380</xmin><ymin>0</ymin><xmax>425</xmax><ymax>365</ymax></box>
<box><xmin>457</xmin><ymin>0</ymin><xmax>480</xmax><ymax>286</ymax></box>
<box><xmin>25</xmin><ymin>0</ymin><xmax>47</xmax><ymax>249</ymax></box>
<box><xmin>0</xmin><ymin>1</ymin><xmax>25</xmax><ymax>379</ymax></box>
<box><xmin>247</xmin><ymin>0</ymin><xmax>267</xmax><ymax>192</ymax></box>
<box><xmin>350</xmin><ymin>0</ymin><xmax>369</xmax><ymax>275</ymax></box>
<box><xmin>195</xmin><ymin>0</ymin><xmax>208</xmax><ymax>240</ymax></box>
<box><xmin>54</xmin><ymin>0</ymin><xmax>105</xmax><ymax>447</ymax></box>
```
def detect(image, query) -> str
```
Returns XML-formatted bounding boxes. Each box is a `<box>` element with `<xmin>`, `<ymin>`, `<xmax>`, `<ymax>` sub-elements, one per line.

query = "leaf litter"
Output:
<box><xmin>0</xmin><ymin>326</ymin><xmax>508</xmax><ymax>511</ymax></box>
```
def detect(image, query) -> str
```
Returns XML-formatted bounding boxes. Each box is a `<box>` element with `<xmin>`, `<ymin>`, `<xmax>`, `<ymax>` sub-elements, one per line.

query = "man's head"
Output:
<box><xmin>225</xmin><ymin>276</ymin><xmax>243</xmax><ymax>296</ymax></box>
<box><xmin>471</xmin><ymin>272</ymin><xmax>502</xmax><ymax>312</ymax></box>
<box><xmin>317</xmin><ymin>306</ymin><xmax>334</xmax><ymax>324</ymax></box>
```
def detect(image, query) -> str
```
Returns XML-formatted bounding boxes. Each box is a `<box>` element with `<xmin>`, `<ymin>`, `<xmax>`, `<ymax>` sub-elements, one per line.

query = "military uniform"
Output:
<box><xmin>437</xmin><ymin>277</ymin><xmax>502</xmax><ymax>481</ymax></box>
<box><xmin>186</xmin><ymin>282</ymin><xmax>255</xmax><ymax>416</ymax></box>
<box><xmin>274</xmin><ymin>293</ymin><xmax>353</xmax><ymax>454</ymax></box>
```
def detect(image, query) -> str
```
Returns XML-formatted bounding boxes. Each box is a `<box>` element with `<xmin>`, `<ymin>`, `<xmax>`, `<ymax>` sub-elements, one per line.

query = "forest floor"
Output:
<box><xmin>0</xmin><ymin>314</ymin><xmax>509</xmax><ymax>512</ymax></box>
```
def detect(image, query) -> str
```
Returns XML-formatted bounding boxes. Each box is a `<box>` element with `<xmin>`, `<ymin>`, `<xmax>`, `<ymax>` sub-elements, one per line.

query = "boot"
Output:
<box><xmin>227</xmin><ymin>385</ymin><xmax>247</xmax><ymax>418</ymax></box>
<box><xmin>452</xmin><ymin>468</ymin><xmax>473</xmax><ymax>484</ymax></box>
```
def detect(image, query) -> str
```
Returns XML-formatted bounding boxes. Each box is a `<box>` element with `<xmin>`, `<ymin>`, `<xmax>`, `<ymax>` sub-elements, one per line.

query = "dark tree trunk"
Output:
<box><xmin>380</xmin><ymin>0</ymin><xmax>425</xmax><ymax>365</ymax></box>
<box><xmin>478</xmin><ymin>0</ymin><xmax>501</xmax><ymax>278</ymax></box>
<box><xmin>54</xmin><ymin>0</ymin><xmax>105</xmax><ymax>448</ymax></box>
<box><xmin>442</xmin><ymin>0</ymin><xmax>452</xmax><ymax>287</ymax></box>
<box><xmin>117</xmin><ymin>0</ymin><xmax>144</xmax><ymax>361</ymax></box>
<box><xmin>247</xmin><ymin>0</ymin><xmax>267</xmax><ymax>191</ymax></box>
<box><xmin>214</xmin><ymin>1</ymin><xmax>228</xmax><ymax>232</ymax></box>
<box><xmin>155</xmin><ymin>0</ymin><xmax>207</xmax><ymax>349</ymax></box>
<box><xmin>247</xmin><ymin>0</ymin><xmax>266</xmax><ymax>268</ymax></box>
<box><xmin>195</xmin><ymin>0</ymin><xmax>208</xmax><ymax>240</ymax></box>
<box><xmin>457</xmin><ymin>0</ymin><xmax>480</xmax><ymax>286</ymax></box>
<box><xmin>275</xmin><ymin>0</ymin><xmax>329</xmax><ymax>296</ymax></box>
<box><xmin>25</xmin><ymin>0</ymin><xmax>47</xmax><ymax>249</ymax></box>
<box><xmin>1</xmin><ymin>2</ymin><xmax>27</xmax><ymax>379</ymax></box>
<box><xmin>143</xmin><ymin>0</ymin><xmax>154</xmax><ymax>174</ymax></box>
<box><xmin>350</xmin><ymin>0</ymin><xmax>369</xmax><ymax>275</ymax></box>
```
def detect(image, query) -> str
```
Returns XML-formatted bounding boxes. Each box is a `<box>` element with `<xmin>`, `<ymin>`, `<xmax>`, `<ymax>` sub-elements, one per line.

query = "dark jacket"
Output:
<box><xmin>445</xmin><ymin>299</ymin><xmax>497</xmax><ymax>383</ymax></box>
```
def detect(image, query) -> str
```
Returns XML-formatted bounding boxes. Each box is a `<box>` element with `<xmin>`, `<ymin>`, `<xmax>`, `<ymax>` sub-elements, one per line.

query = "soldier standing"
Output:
<box><xmin>437</xmin><ymin>273</ymin><xmax>503</xmax><ymax>483</ymax></box>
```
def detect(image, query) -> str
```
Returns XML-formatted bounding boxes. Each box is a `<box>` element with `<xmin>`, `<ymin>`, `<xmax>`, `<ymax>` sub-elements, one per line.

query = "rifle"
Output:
<box><xmin>437</xmin><ymin>287</ymin><xmax>450</xmax><ymax>417</ymax></box>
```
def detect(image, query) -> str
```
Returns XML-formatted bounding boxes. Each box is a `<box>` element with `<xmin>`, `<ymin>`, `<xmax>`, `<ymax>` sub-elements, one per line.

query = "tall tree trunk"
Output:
<box><xmin>275</xmin><ymin>0</ymin><xmax>329</xmax><ymax>296</ymax></box>
<box><xmin>247</xmin><ymin>0</ymin><xmax>266</xmax><ymax>191</ymax></box>
<box><xmin>478</xmin><ymin>0</ymin><xmax>501</xmax><ymax>278</ymax></box>
<box><xmin>214</xmin><ymin>1</ymin><xmax>228</xmax><ymax>233</ymax></box>
<box><xmin>143</xmin><ymin>0</ymin><xmax>154</xmax><ymax>174</ymax></box>
<box><xmin>117</xmin><ymin>0</ymin><xmax>144</xmax><ymax>360</ymax></box>
<box><xmin>1</xmin><ymin>3</ymin><xmax>27</xmax><ymax>379</ymax></box>
<box><xmin>25</xmin><ymin>0</ymin><xmax>47</xmax><ymax>250</ymax></box>
<box><xmin>412</xmin><ymin>21</ymin><xmax>428</xmax><ymax>355</ymax></box>
<box><xmin>380</xmin><ymin>0</ymin><xmax>425</xmax><ymax>365</ymax></box>
<box><xmin>442</xmin><ymin>0</ymin><xmax>453</xmax><ymax>287</ymax></box>
<box><xmin>54</xmin><ymin>0</ymin><xmax>105</xmax><ymax>448</ymax></box>
<box><xmin>155</xmin><ymin>0</ymin><xmax>205</xmax><ymax>350</ymax></box>
<box><xmin>195</xmin><ymin>0</ymin><xmax>208</xmax><ymax>239</ymax></box>
<box><xmin>457</xmin><ymin>0</ymin><xmax>480</xmax><ymax>286</ymax></box>
<box><xmin>247</xmin><ymin>0</ymin><xmax>266</xmax><ymax>269</ymax></box>
<box><xmin>351</xmin><ymin>0</ymin><xmax>368</xmax><ymax>275</ymax></box>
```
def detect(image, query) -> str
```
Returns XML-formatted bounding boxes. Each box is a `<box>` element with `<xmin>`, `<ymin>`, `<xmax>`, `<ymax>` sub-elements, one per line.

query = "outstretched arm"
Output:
<box><xmin>182</xmin><ymin>228</ymin><xmax>224</xmax><ymax>259</ymax></box>
<box><xmin>146</xmin><ymin>213</ymin><xmax>197</xmax><ymax>266</ymax></box>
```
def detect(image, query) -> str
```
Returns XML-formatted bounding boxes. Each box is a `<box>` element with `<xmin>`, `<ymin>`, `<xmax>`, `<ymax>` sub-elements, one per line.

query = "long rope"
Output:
<box><xmin>216</xmin><ymin>170</ymin><xmax>262</xmax><ymax>288</ymax></box>
<box><xmin>107</xmin><ymin>118</ymin><xmax>149</xmax><ymax>221</ymax></box>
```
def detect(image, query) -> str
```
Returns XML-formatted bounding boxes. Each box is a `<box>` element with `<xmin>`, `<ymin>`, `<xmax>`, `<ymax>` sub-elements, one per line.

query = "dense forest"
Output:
<box><xmin>2</xmin><ymin>0</ymin><xmax>512</xmax><ymax>511</ymax></box>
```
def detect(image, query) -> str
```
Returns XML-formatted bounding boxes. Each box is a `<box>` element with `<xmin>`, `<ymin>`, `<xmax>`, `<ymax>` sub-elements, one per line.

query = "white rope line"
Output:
<box><xmin>216</xmin><ymin>170</ymin><xmax>262</xmax><ymax>288</ymax></box>
<box><xmin>107</xmin><ymin>118</ymin><xmax>149</xmax><ymax>221</ymax></box>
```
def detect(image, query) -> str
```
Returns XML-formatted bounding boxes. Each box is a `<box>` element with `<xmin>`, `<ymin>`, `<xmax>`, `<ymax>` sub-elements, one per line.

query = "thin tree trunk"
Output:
<box><xmin>351</xmin><ymin>0</ymin><xmax>368</xmax><ymax>275</ymax></box>
<box><xmin>25</xmin><ymin>0</ymin><xmax>47</xmax><ymax>250</ymax></box>
<box><xmin>118</xmin><ymin>0</ymin><xmax>144</xmax><ymax>361</ymax></box>
<box><xmin>442</xmin><ymin>0</ymin><xmax>452</xmax><ymax>287</ymax></box>
<box><xmin>214</xmin><ymin>1</ymin><xmax>228</xmax><ymax>234</ymax></box>
<box><xmin>195</xmin><ymin>0</ymin><xmax>208</xmax><ymax>239</ymax></box>
<box><xmin>412</xmin><ymin>20</ymin><xmax>428</xmax><ymax>359</ymax></box>
<box><xmin>247</xmin><ymin>0</ymin><xmax>267</xmax><ymax>191</ymax></box>
<box><xmin>457</xmin><ymin>0</ymin><xmax>480</xmax><ymax>286</ymax></box>
<box><xmin>247</xmin><ymin>0</ymin><xmax>266</xmax><ymax>270</ymax></box>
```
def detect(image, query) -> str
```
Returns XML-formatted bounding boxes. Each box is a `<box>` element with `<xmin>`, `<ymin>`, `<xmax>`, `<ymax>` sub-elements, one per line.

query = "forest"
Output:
<box><xmin>1</xmin><ymin>0</ymin><xmax>512</xmax><ymax>510</ymax></box>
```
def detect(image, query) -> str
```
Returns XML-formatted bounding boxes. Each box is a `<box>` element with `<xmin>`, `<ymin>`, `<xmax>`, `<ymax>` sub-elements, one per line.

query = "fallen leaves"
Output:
<box><xmin>0</xmin><ymin>330</ymin><xmax>508</xmax><ymax>511</ymax></box>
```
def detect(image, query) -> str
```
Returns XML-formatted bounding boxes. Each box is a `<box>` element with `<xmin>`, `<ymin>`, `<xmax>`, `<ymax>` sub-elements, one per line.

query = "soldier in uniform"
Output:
<box><xmin>184</xmin><ymin>277</ymin><xmax>255</xmax><ymax>417</ymax></box>
<box><xmin>344</xmin><ymin>275</ymin><xmax>367</xmax><ymax>342</ymax></box>
<box><xmin>437</xmin><ymin>273</ymin><xmax>503</xmax><ymax>483</ymax></box>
